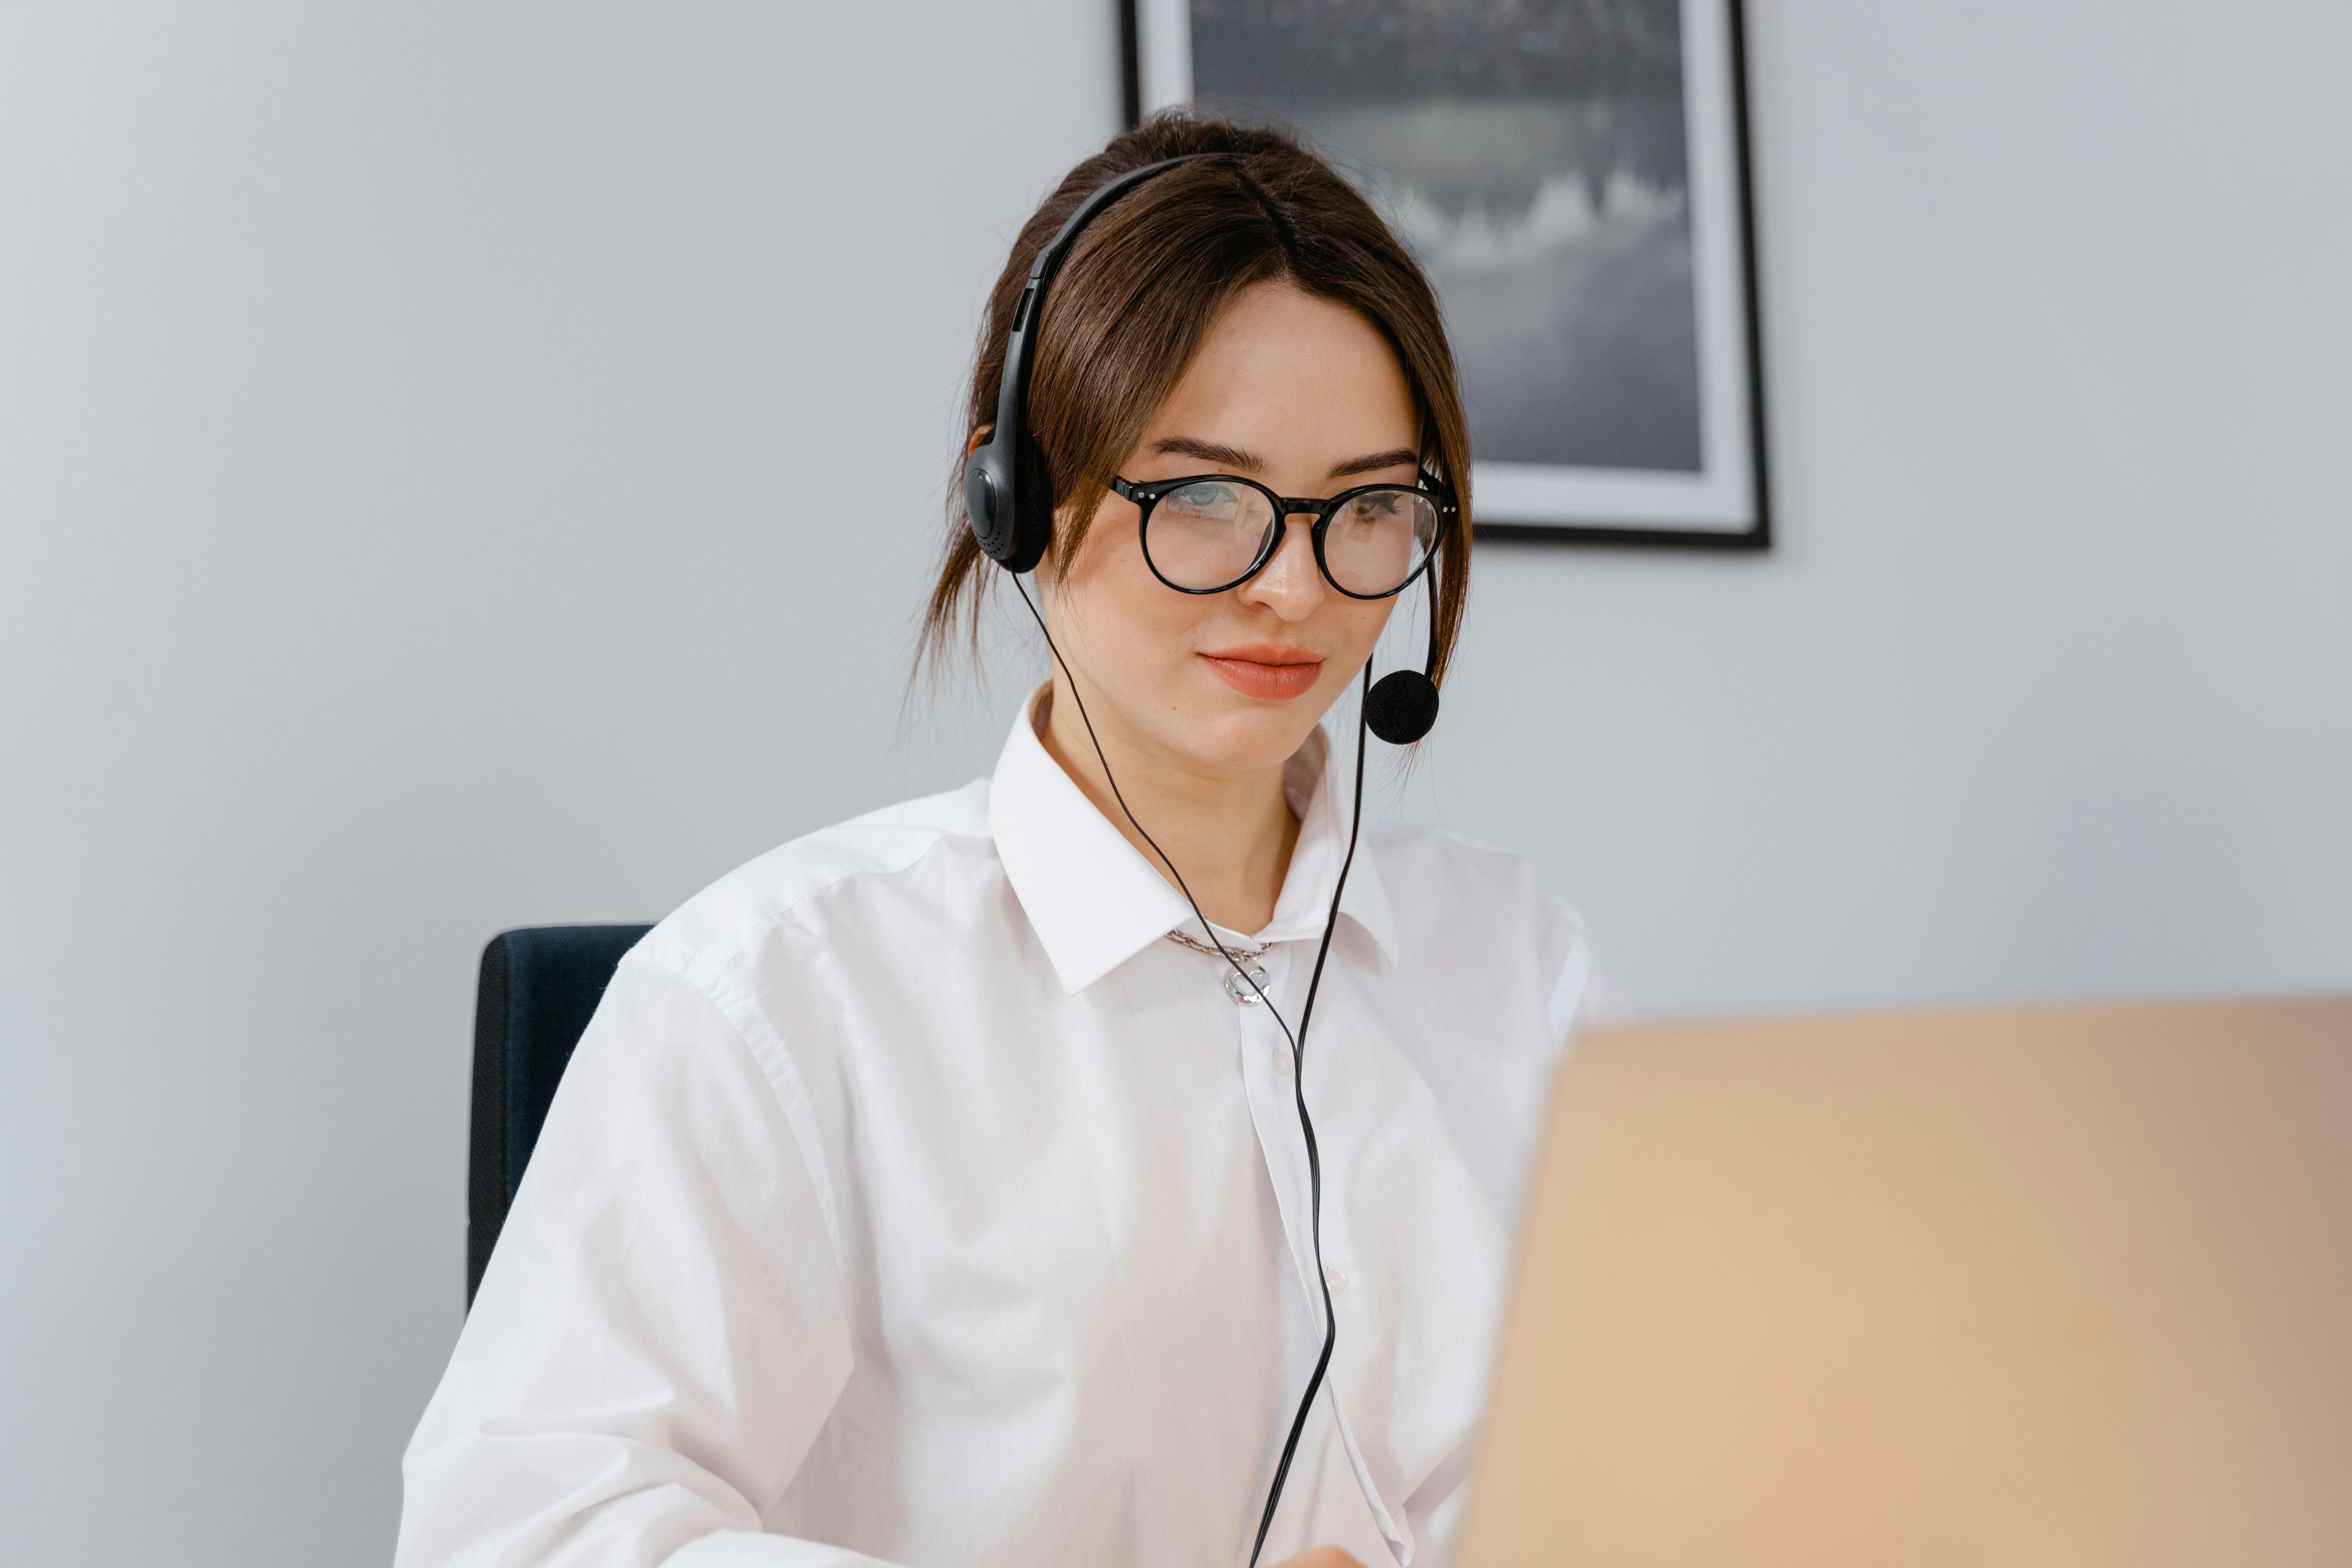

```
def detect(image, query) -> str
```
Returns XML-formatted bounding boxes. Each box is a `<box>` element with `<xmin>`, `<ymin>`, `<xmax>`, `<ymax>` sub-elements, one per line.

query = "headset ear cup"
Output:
<box><xmin>963</xmin><ymin>445</ymin><xmax>1015</xmax><ymax>564</ymax></box>
<box><xmin>1365</xmin><ymin>669</ymin><xmax>1440</xmax><ymax>744</ymax></box>
<box><xmin>1000</xmin><ymin>434</ymin><xmax>1054</xmax><ymax>575</ymax></box>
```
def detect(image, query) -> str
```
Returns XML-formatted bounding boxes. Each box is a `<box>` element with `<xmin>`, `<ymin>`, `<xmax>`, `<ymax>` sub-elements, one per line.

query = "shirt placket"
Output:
<box><xmin>1232</xmin><ymin>949</ymin><xmax>1323</xmax><ymax>1303</ymax></box>
<box><xmin>1231</xmin><ymin>946</ymin><xmax>1415</xmax><ymax>1564</ymax></box>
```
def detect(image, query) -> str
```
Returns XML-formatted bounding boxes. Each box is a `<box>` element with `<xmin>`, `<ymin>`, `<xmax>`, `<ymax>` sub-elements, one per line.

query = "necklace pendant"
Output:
<box><xmin>1222</xmin><ymin>962</ymin><xmax>1271</xmax><ymax>1006</ymax></box>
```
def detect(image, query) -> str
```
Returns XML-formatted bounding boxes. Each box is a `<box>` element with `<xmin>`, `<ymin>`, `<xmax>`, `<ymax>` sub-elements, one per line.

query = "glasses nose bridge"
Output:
<box><xmin>1263</xmin><ymin>498</ymin><xmax>1328</xmax><ymax>557</ymax></box>
<box><xmin>1264</xmin><ymin>497</ymin><xmax>1330</xmax><ymax>557</ymax></box>
<box><xmin>1247</xmin><ymin>494</ymin><xmax>1324</xmax><ymax>585</ymax></box>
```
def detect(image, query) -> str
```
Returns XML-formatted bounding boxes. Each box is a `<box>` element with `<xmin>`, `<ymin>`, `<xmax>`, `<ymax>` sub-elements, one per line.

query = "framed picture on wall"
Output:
<box><xmin>1122</xmin><ymin>0</ymin><xmax>1771</xmax><ymax>548</ymax></box>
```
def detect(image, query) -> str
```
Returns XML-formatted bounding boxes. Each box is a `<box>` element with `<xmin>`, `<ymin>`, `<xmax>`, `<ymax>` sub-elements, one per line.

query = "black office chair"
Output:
<box><xmin>468</xmin><ymin>924</ymin><xmax>652</xmax><ymax>1305</ymax></box>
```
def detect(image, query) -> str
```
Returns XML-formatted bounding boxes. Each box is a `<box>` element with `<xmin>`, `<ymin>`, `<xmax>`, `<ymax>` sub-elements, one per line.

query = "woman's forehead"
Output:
<box><xmin>1140</xmin><ymin>284</ymin><xmax>1416</xmax><ymax>477</ymax></box>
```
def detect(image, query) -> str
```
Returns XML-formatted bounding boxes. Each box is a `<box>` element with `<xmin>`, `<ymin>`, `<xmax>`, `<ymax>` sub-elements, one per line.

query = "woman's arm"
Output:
<box><xmin>396</xmin><ymin>960</ymin><xmax>881</xmax><ymax>1568</ymax></box>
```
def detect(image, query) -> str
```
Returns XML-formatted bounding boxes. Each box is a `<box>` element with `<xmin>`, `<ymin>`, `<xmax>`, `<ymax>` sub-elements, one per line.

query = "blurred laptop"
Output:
<box><xmin>1458</xmin><ymin>996</ymin><xmax>2352</xmax><ymax>1568</ymax></box>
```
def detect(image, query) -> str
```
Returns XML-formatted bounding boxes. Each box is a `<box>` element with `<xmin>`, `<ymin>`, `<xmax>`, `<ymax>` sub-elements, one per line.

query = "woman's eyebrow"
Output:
<box><xmin>1329</xmin><ymin>447</ymin><xmax>1422</xmax><ymax>479</ymax></box>
<box><xmin>1151</xmin><ymin>436</ymin><xmax>1264</xmax><ymax>471</ymax></box>
<box><xmin>1150</xmin><ymin>437</ymin><xmax>1422</xmax><ymax>481</ymax></box>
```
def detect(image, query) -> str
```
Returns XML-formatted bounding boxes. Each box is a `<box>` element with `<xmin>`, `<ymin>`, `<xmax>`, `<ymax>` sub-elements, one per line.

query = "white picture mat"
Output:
<box><xmin>1134</xmin><ymin>0</ymin><xmax>1760</xmax><ymax>533</ymax></box>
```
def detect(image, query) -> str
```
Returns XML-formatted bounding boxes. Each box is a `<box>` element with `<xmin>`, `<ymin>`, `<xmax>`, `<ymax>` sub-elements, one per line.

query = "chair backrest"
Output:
<box><xmin>468</xmin><ymin>924</ymin><xmax>653</xmax><ymax>1304</ymax></box>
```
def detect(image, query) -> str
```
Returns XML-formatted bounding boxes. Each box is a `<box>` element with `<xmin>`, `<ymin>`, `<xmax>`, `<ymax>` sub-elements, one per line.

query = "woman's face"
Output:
<box><xmin>1043</xmin><ymin>281</ymin><xmax>1419</xmax><ymax>779</ymax></box>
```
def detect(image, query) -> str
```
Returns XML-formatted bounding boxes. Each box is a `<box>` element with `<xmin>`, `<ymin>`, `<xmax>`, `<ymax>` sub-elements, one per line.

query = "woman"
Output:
<box><xmin>399</xmin><ymin>114</ymin><xmax>1612</xmax><ymax>1568</ymax></box>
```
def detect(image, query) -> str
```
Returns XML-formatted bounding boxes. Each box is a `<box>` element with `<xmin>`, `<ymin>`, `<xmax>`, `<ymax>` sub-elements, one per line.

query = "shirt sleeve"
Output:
<box><xmin>1547</xmin><ymin>900</ymin><xmax>1633</xmax><ymax>1053</ymax></box>
<box><xmin>396</xmin><ymin>958</ymin><xmax>894</xmax><ymax>1568</ymax></box>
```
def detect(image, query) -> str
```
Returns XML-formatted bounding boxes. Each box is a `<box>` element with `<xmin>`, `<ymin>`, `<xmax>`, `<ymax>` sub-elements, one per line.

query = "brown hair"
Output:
<box><xmin>919</xmin><ymin>111</ymin><xmax>1473</xmax><ymax>691</ymax></box>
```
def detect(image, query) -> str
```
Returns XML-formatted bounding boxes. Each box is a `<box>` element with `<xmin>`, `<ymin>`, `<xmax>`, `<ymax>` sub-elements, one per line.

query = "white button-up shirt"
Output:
<box><xmin>399</xmin><ymin>693</ymin><xmax>1612</xmax><ymax>1568</ymax></box>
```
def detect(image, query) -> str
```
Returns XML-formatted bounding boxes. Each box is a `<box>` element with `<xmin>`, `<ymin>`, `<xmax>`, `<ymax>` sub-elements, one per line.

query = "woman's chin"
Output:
<box><xmin>1174</xmin><ymin>702</ymin><xmax>1332</xmax><ymax>774</ymax></box>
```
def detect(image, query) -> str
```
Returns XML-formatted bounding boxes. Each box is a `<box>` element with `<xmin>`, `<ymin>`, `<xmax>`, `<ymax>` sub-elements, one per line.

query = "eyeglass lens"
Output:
<box><xmin>1144</xmin><ymin>480</ymin><xmax>1439</xmax><ymax>597</ymax></box>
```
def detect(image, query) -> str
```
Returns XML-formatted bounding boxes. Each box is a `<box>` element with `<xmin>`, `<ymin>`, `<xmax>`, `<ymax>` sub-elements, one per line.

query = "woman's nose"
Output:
<box><xmin>1240</xmin><ymin>514</ymin><xmax>1326</xmax><ymax>620</ymax></box>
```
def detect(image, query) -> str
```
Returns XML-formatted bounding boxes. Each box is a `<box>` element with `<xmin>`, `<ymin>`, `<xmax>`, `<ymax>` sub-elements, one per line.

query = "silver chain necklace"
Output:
<box><xmin>1163</xmin><ymin>927</ymin><xmax>1274</xmax><ymax>1005</ymax></box>
<box><xmin>1163</xmin><ymin>927</ymin><xmax>1270</xmax><ymax>962</ymax></box>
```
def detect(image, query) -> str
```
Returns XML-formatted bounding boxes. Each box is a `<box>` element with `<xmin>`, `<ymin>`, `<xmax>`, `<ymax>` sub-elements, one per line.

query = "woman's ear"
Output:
<box><xmin>965</xmin><ymin>425</ymin><xmax>993</xmax><ymax>457</ymax></box>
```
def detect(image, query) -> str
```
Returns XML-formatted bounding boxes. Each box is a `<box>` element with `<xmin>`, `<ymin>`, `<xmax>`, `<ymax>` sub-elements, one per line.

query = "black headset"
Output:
<box><xmin>966</xmin><ymin>151</ymin><xmax>1458</xmax><ymax>1566</ymax></box>
<box><xmin>961</xmin><ymin>153</ymin><xmax>1446</xmax><ymax>746</ymax></box>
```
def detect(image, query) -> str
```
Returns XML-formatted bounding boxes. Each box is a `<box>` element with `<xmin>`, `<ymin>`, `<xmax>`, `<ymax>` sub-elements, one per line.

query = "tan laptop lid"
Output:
<box><xmin>1458</xmin><ymin>996</ymin><xmax>2352</xmax><ymax>1568</ymax></box>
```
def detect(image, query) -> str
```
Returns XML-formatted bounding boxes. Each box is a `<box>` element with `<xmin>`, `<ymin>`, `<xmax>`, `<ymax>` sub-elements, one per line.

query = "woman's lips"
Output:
<box><xmin>1198</xmin><ymin>646</ymin><xmax>1325</xmax><ymax>701</ymax></box>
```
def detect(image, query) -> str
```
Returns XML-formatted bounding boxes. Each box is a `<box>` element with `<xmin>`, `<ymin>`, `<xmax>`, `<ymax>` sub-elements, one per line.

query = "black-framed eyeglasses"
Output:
<box><xmin>1111</xmin><ymin>473</ymin><xmax>1457</xmax><ymax>600</ymax></box>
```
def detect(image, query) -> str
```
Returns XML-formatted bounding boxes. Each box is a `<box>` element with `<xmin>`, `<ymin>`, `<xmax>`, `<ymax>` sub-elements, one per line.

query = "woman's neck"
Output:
<box><xmin>1036</xmin><ymin>679</ymin><xmax>1301</xmax><ymax>936</ymax></box>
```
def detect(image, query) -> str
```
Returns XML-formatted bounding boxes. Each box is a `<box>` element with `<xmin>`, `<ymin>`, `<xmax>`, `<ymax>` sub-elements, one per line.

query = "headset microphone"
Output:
<box><xmin>1364</xmin><ymin>668</ymin><xmax>1438</xmax><ymax>746</ymax></box>
<box><xmin>1363</xmin><ymin>568</ymin><xmax>1441</xmax><ymax>744</ymax></box>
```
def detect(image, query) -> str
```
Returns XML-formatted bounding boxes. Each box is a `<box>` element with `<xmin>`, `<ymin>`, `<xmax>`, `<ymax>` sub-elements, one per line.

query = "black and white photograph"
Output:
<box><xmin>1129</xmin><ymin>0</ymin><xmax>1770</xmax><ymax>543</ymax></box>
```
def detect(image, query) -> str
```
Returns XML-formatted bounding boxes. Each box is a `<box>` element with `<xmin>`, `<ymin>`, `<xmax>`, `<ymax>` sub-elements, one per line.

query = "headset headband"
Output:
<box><xmin>960</xmin><ymin>148</ymin><xmax>1443</xmax><ymax>744</ymax></box>
<box><xmin>963</xmin><ymin>154</ymin><xmax>1213</xmax><ymax>573</ymax></box>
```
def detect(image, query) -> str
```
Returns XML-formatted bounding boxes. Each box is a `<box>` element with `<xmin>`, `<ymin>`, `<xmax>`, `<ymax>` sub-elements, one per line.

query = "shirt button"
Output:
<box><xmin>1272</xmin><ymin>1044</ymin><xmax>1294</xmax><ymax>1078</ymax></box>
<box><xmin>1324</xmin><ymin>1266</ymin><xmax>1350</xmax><ymax>1298</ymax></box>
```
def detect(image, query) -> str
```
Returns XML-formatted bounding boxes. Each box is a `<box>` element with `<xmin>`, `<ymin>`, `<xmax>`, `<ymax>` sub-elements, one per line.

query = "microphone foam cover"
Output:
<box><xmin>1365</xmin><ymin>670</ymin><xmax>1439</xmax><ymax>744</ymax></box>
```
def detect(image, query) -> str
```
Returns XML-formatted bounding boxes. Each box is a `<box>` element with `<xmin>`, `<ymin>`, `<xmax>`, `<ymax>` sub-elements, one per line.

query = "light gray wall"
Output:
<box><xmin>2</xmin><ymin>2</ymin><xmax>2345</xmax><ymax>1564</ymax></box>
<box><xmin>1445</xmin><ymin>0</ymin><xmax>2352</xmax><ymax>1012</ymax></box>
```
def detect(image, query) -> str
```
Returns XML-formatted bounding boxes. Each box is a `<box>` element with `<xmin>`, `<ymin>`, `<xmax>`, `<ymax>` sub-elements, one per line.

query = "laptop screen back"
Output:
<box><xmin>1459</xmin><ymin>996</ymin><xmax>2352</xmax><ymax>1567</ymax></box>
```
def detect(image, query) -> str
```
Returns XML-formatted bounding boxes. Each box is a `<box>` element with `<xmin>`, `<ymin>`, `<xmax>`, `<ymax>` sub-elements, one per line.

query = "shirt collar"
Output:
<box><xmin>987</xmin><ymin>686</ymin><xmax>1399</xmax><ymax>995</ymax></box>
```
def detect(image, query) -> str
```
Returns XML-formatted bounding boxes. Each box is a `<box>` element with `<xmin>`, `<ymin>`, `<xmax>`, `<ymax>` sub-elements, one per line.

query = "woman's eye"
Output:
<box><xmin>1165</xmin><ymin>483</ymin><xmax>1241</xmax><ymax>520</ymax></box>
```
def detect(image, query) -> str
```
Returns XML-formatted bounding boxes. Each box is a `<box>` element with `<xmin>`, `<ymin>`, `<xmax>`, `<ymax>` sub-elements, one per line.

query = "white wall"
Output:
<box><xmin>1470</xmin><ymin>0</ymin><xmax>2352</xmax><ymax>1014</ymax></box>
<box><xmin>2</xmin><ymin>2</ymin><xmax>2345</xmax><ymax>1563</ymax></box>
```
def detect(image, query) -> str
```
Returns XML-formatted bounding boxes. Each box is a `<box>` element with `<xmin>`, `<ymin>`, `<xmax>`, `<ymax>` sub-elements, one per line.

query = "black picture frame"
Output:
<box><xmin>1122</xmin><ymin>0</ymin><xmax>1771</xmax><ymax>550</ymax></box>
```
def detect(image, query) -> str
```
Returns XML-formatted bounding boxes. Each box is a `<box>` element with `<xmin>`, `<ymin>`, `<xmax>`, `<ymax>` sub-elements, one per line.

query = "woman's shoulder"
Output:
<box><xmin>1365</xmin><ymin>821</ymin><xmax>1586</xmax><ymax>933</ymax></box>
<box><xmin>630</xmin><ymin>778</ymin><xmax>998</xmax><ymax>990</ymax></box>
<box><xmin>1363</xmin><ymin>821</ymin><xmax>1616</xmax><ymax>1023</ymax></box>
